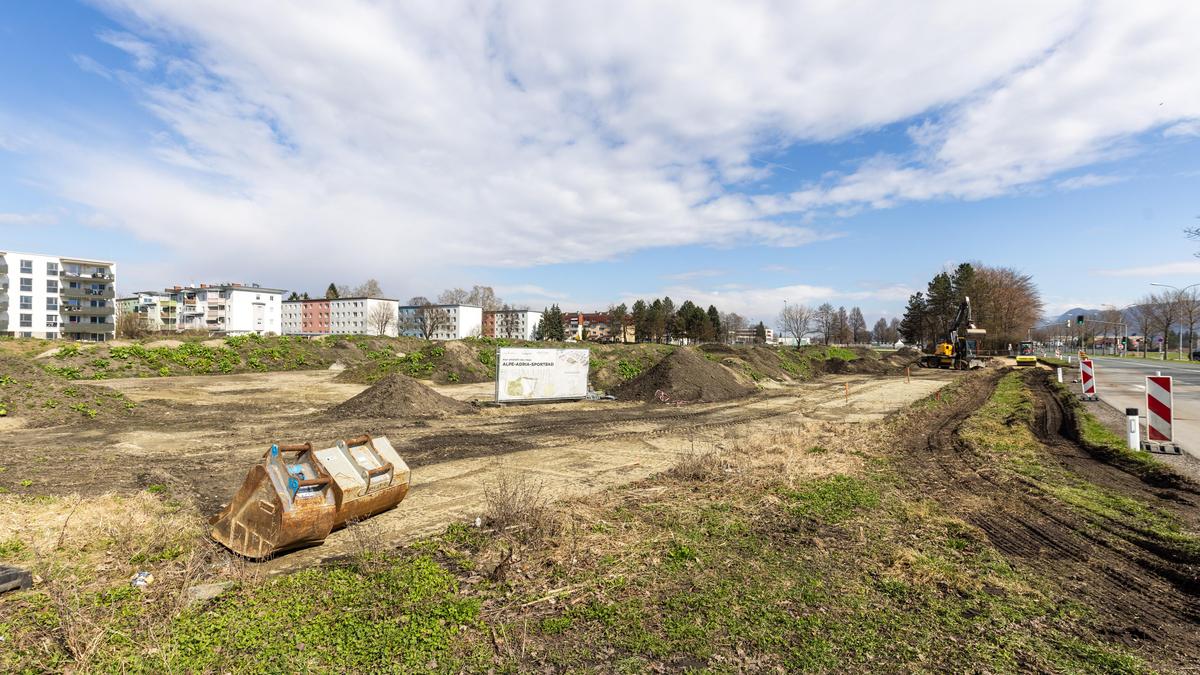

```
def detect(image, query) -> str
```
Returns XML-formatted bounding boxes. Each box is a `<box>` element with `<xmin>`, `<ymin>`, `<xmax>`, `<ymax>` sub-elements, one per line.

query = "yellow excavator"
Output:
<box><xmin>919</xmin><ymin>297</ymin><xmax>988</xmax><ymax>370</ymax></box>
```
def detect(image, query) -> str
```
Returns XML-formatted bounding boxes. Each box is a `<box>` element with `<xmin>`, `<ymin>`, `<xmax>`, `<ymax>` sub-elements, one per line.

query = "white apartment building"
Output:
<box><xmin>0</xmin><ymin>251</ymin><xmax>116</xmax><ymax>341</ymax></box>
<box><xmin>729</xmin><ymin>326</ymin><xmax>776</xmax><ymax>345</ymax></box>
<box><xmin>168</xmin><ymin>283</ymin><xmax>283</xmax><ymax>335</ymax></box>
<box><xmin>485</xmin><ymin>309</ymin><xmax>543</xmax><ymax>340</ymax></box>
<box><xmin>281</xmin><ymin>297</ymin><xmax>399</xmax><ymax>336</ymax></box>
<box><xmin>116</xmin><ymin>291</ymin><xmax>178</xmax><ymax>332</ymax></box>
<box><xmin>397</xmin><ymin>304</ymin><xmax>483</xmax><ymax>340</ymax></box>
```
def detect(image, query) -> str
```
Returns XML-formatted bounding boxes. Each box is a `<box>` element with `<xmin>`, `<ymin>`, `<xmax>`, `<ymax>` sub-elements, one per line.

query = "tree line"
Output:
<box><xmin>777</xmin><ymin>303</ymin><xmax>900</xmax><ymax>346</ymax></box>
<box><xmin>899</xmin><ymin>263</ymin><xmax>1043</xmax><ymax>348</ymax></box>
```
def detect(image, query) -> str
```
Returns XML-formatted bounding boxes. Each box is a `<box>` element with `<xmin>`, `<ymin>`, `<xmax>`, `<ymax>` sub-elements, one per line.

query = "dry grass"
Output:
<box><xmin>482</xmin><ymin>471</ymin><xmax>557</xmax><ymax>542</ymax></box>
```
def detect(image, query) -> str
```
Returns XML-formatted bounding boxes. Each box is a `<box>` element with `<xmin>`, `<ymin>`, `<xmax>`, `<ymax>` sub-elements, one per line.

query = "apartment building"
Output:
<box><xmin>397</xmin><ymin>304</ymin><xmax>482</xmax><ymax>340</ymax></box>
<box><xmin>729</xmin><ymin>326</ymin><xmax>776</xmax><ymax>345</ymax></box>
<box><xmin>0</xmin><ymin>251</ymin><xmax>116</xmax><ymax>341</ymax></box>
<box><xmin>168</xmin><ymin>283</ymin><xmax>283</xmax><ymax>335</ymax></box>
<box><xmin>116</xmin><ymin>291</ymin><xmax>178</xmax><ymax>332</ymax></box>
<box><xmin>482</xmin><ymin>309</ymin><xmax>543</xmax><ymax>340</ymax></box>
<box><xmin>563</xmin><ymin>311</ymin><xmax>634</xmax><ymax>342</ymax></box>
<box><xmin>282</xmin><ymin>297</ymin><xmax>399</xmax><ymax>336</ymax></box>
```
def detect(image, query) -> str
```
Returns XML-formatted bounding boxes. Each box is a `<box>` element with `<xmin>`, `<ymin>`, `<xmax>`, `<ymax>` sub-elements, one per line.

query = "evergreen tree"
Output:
<box><xmin>925</xmin><ymin>272</ymin><xmax>956</xmax><ymax>342</ymax></box>
<box><xmin>287</xmin><ymin>291</ymin><xmax>300</xmax><ymax>301</ymax></box>
<box><xmin>899</xmin><ymin>292</ymin><xmax>928</xmax><ymax>344</ymax></box>
<box><xmin>754</xmin><ymin>321</ymin><xmax>767</xmax><ymax>344</ymax></box>
<box><xmin>609</xmin><ymin>303</ymin><xmax>629</xmax><ymax>343</ymax></box>
<box><xmin>325</xmin><ymin>283</ymin><xmax>340</xmax><ymax>300</ymax></box>
<box><xmin>661</xmin><ymin>297</ymin><xmax>677</xmax><ymax>342</ymax></box>
<box><xmin>707</xmin><ymin>305</ymin><xmax>721</xmax><ymax>342</ymax></box>
<box><xmin>650</xmin><ymin>299</ymin><xmax>666</xmax><ymax>342</ymax></box>
<box><xmin>538</xmin><ymin>304</ymin><xmax>566</xmax><ymax>341</ymax></box>
<box><xmin>632</xmin><ymin>300</ymin><xmax>649</xmax><ymax>342</ymax></box>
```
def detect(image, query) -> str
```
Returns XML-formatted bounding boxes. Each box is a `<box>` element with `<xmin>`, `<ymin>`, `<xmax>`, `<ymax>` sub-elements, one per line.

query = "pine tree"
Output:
<box><xmin>754</xmin><ymin>321</ymin><xmax>767</xmax><ymax>344</ymax></box>
<box><xmin>325</xmin><ymin>283</ymin><xmax>340</xmax><ymax>300</ymax></box>
<box><xmin>899</xmin><ymin>292</ymin><xmax>928</xmax><ymax>344</ymax></box>
<box><xmin>706</xmin><ymin>305</ymin><xmax>721</xmax><ymax>343</ymax></box>
<box><xmin>537</xmin><ymin>304</ymin><xmax>566</xmax><ymax>341</ymax></box>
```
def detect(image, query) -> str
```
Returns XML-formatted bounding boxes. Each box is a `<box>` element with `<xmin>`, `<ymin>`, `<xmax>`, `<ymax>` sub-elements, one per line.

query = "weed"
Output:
<box><xmin>780</xmin><ymin>474</ymin><xmax>880</xmax><ymax>524</ymax></box>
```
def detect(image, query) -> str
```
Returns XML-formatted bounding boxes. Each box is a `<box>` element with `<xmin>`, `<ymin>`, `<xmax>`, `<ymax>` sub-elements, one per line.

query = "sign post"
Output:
<box><xmin>1125</xmin><ymin>408</ymin><xmax>1140</xmax><ymax>451</ymax></box>
<box><xmin>1078</xmin><ymin>359</ymin><xmax>1098</xmax><ymax>401</ymax></box>
<box><xmin>1144</xmin><ymin>375</ymin><xmax>1182</xmax><ymax>454</ymax></box>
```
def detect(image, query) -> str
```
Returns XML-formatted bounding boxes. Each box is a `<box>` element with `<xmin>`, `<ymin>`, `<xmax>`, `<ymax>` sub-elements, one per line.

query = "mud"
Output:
<box><xmin>614</xmin><ymin>348</ymin><xmax>755</xmax><ymax>403</ymax></box>
<box><xmin>326</xmin><ymin>373</ymin><xmax>475</xmax><ymax>419</ymax></box>
<box><xmin>898</xmin><ymin>368</ymin><xmax>1200</xmax><ymax>669</ymax></box>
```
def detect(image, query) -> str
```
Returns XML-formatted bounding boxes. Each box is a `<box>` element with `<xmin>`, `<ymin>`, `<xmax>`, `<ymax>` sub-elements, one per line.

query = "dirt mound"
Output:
<box><xmin>327</xmin><ymin>374</ymin><xmax>474</xmax><ymax>419</ymax></box>
<box><xmin>434</xmin><ymin>341</ymin><xmax>491</xmax><ymax>384</ymax></box>
<box><xmin>884</xmin><ymin>346</ymin><xmax>923</xmax><ymax>368</ymax></box>
<box><xmin>613</xmin><ymin>348</ymin><xmax>755</xmax><ymax>403</ymax></box>
<box><xmin>0</xmin><ymin>355</ymin><xmax>148</xmax><ymax>427</ymax></box>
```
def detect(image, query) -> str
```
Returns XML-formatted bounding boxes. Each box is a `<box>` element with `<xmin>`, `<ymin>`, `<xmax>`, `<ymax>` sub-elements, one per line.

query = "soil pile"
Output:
<box><xmin>884</xmin><ymin>346</ymin><xmax>923</xmax><ymax>368</ymax></box>
<box><xmin>614</xmin><ymin>348</ymin><xmax>754</xmax><ymax>403</ymax></box>
<box><xmin>433</xmin><ymin>341</ymin><xmax>491</xmax><ymax>384</ymax></box>
<box><xmin>327</xmin><ymin>373</ymin><xmax>474</xmax><ymax>419</ymax></box>
<box><xmin>0</xmin><ymin>355</ymin><xmax>147</xmax><ymax>427</ymax></box>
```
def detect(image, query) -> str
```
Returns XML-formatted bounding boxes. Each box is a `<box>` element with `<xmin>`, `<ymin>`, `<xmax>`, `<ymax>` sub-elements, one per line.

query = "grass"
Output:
<box><xmin>961</xmin><ymin>371</ymin><xmax>1200</xmax><ymax>561</ymax></box>
<box><xmin>0</xmin><ymin>371</ymin><xmax>1161</xmax><ymax>672</ymax></box>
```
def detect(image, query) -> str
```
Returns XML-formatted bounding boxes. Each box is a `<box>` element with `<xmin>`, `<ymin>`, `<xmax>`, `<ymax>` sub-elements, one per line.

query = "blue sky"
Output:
<box><xmin>3</xmin><ymin>1</ymin><xmax>1200</xmax><ymax>328</ymax></box>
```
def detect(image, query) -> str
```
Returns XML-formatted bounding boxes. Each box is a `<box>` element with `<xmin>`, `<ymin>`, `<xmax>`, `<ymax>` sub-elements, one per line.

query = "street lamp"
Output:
<box><xmin>1149</xmin><ymin>282</ymin><xmax>1200</xmax><ymax>360</ymax></box>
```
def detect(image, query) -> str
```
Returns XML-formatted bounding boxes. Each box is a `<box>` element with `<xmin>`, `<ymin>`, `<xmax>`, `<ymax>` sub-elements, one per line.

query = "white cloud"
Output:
<box><xmin>1164</xmin><ymin>119</ymin><xmax>1200</xmax><ymax>138</ymax></box>
<box><xmin>96</xmin><ymin>30</ymin><xmax>157</xmax><ymax>70</ymax></box>
<box><xmin>1056</xmin><ymin>173</ymin><xmax>1125</xmax><ymax>191</ymax></box>
<box><xmin>636</xmin><ymin>282</ymin><xmax>915</xmax><ymax>323</ymax></box>
<box><xmin>1094</xmin><ymin>261</ymin><xmax>1200</xmax><ymax>278</ymax></box>
<box><xmin>8</xmin><ymin>1</ymin><xmax>1200</xmax><ymax>292</ymax></box>
<box><xmin>661</xmin><ymin>269</ymin><xmax>725</xmax><ymax>282</ymax></box>
<box><xmin>0</xmin><ymin>212</ymin><xmax>58</xmax><ymax>226</ymax></box>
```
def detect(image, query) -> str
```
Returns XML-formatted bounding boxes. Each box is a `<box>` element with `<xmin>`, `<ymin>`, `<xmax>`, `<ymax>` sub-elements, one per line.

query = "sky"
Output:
<box><xmin>2</xmin><ymin>1</ymin><xmax>1200</xmax><ymax>328</ymax></box>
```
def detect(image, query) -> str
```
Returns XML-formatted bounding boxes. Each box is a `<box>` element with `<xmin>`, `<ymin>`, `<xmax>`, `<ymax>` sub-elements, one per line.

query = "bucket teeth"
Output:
<box><xmin>210</xmin><ymin>435</ymin><xmax>410</xmax><ymax>558</ymax></box>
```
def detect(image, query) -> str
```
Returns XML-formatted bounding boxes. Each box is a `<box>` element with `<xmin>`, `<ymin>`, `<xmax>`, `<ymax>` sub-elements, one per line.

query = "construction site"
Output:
<box><xmin>0</xmin><ymin>331</ymin><xmax>1195</xmax><ymax>672</ymax></box>
<box><xmin>0</xmin><ymin>333</ymin><xmax>1197</xmax><ymax>672</ymax></box>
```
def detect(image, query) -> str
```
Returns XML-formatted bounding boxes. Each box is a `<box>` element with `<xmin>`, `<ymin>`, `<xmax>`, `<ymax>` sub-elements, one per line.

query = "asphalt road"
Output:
<box><xmin>1073</xmin><ymin>355</ymin><xmax>1200</xmax><ymax>459</ymax></box>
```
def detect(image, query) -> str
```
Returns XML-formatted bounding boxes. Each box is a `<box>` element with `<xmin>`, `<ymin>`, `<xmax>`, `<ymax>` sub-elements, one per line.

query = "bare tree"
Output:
<box><xmin>848</xmin><ymin>307</ymin><xmax>867</xmax><ymax>344</ymax></box>
<box><xmin>116</xmin><ymin>309</ymin><xmax>150</xmax><ymax>339</ymax></box>
<box><xmin>368</xmin><ymin>303</ymin><xmax>395</xmax><ymax>336</ymax></box>
<box><xmin>494</xmin><ymin>304</ymin><xmax>524</xmax><ymax>338</ymax></box>
<box><xmin>777</xmin><ymin>303</ymin><xmax>815</xmax><ymax>348</ymax></box>
<box><xmin>871</xmin><ymin>317</ymin><xmax>889</xmax><ymax>344</ymax></box>
<box><xmin>1098</xmin><ymin>305</ymin><xmax>1124</xmax><ymax>355</ymax></box>
<box><xmin>1179</xmin><ymin>289</ymin><xmax>1200</xmax><ymax>356</ymax></box>
<box><xmin>887</xmin><ymin>317</ymin><xmax>901</xmax><ymax>343</ymax></box>
<box><xmin>720</xmin><ymin>312</ymin><xmax>747</xmax><ymax>343</ymax></box>
<box><xmin>437</xmin><ymin>288</ymin><xmax>469</xmax><ymax>304</ymax></box>
<box><xmin>402</xmin><ymin>301</ymin><xmax>453</xmax><ymax>340</ymax></box>
<box><xmin>971</xmin><ymin>266</ymin><xmax>1044</xmax><ymax>348</ymax></box>
<box><xmin>1143</xmin><ymin>291</ymin><xmax>1178</xmax><ymax>360</ymax></box>
<box><xmin>814</xmin><ymin>303</ymin><xmax>835</xmax><ymax>345</ymax></box>
<box><xmin>1130</xmin><ymin>299</ymin><xmax>1156</xmax><ymax>358</ymax></box>
<box><xmin>353</xmin><ymin>279</ymin><xmax>385</xmax><ymax>298</ymax></box>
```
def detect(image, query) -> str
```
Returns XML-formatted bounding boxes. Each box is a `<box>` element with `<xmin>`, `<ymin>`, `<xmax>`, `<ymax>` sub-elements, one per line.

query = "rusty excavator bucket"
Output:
<box><xmin>210</xmin><ymin>434</ymin><xmax>411</xmax><ymax>558</ymax></box>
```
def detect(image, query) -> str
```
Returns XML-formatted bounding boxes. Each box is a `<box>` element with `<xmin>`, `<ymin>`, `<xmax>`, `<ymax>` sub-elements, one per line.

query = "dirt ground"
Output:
<box><xmin>899</xmin><ymin>368</ymin><xmax>1200</xmax><ymax>667</ymax></box>
<box><xmin>0</xmin><ymin>368</ymin><xmax>952</xmax><ymax>573</ymax></box>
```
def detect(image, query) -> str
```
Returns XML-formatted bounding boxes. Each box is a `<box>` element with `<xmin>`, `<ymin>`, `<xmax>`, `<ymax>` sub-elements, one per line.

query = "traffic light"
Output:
<box><xmin>1076</xmin><ymin>315</ymin><xmax>1085</xmax><ymax>326</ymax></box>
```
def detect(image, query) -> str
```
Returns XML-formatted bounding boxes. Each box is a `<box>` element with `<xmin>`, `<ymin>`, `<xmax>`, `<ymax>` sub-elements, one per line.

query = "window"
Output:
<box><xmin>19</xmin><ymin>295</ymin><xmax>31</xmax><ymax>310</ymax></box>
<box><xmin>19</xmin><ymin>259</ymin><xmax>32</xmax><ymax>274</ymax></box>
<box><xmin>46</xmin><ymin>297</ymin><xmax>57</xmax><ymax>310</ymax></box>
<box><xmin>47</xmin><ymin>279</ymin><xmax>58</xmax><ymax>293</ymax></box>
<box><xmin>46</xmin><ymin>261</ymin><xmax>58</xmax><ymax>274</ymax></box>
<box><xmin>20</xmin><ymin>278</ymin><xmax>32</xmax><ymax>292</ymax></box>
<box><xmin>46</xmin><ymin>332</ymin><xmax>57</xmax><ymax>339</ymax></box>
<box><xmin>19</xmin><ymin>313</ymin><xmax>32</xmax><ymax>328</ymax></box>
<box><xmin>46</xmin><ymin>314</ymin><xmax>58</xmax><ymax>327</ymax></box>
<box><xmin>20</xmin><ymin>332</ymin><xmax>32</xmax><ymax>338</ymax></box>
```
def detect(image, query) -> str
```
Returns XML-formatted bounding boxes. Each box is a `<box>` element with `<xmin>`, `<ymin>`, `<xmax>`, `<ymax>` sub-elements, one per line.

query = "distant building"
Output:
<box><xmin>167</xmin><ymin>283</ymin><xmax>283</xmax><ymax>335</ymax></box>
<box><xmin>483</xmin><ymin>309</ymin><xmax>543</xmax><ymax>340</ymax></box>
<box><xmin>0</xmin><ymin>251</ymin><xmax>117</xmax><ymax>341</ymax></box>
<box><xmin>397</xmin><ymin>304</ymin><xmax>483</xmax><ymax>340</ymax></box>
<box><xmin>282</xmin><ymin>297</ymin><xmax>399</xmax><ymax>336</ymax></box>
<box><xmin>562</xmin><ymin>311</ymin><xmax>634</xmax><ymax>342</ymax></box>
<box><xmin>729</xmin><ymin>326</ymin><xmax>775</xmax><ymax>345</ymax></box>
<box><xmin>116</xmin><ymin>291</ymin><xmax>178</xmax><ymax>332</ymax></box>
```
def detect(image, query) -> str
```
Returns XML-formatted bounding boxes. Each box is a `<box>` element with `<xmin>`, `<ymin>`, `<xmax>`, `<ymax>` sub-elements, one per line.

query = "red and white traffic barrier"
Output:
<box><xmin>1079</xmin><ymin>359</ymin><xmax>1098</xmax><ymax>401</ymax></box>
<box><xmin>1144</xmin><ymin>375</ymin><xmax>1182</xmax><ymax>454</ymax></box>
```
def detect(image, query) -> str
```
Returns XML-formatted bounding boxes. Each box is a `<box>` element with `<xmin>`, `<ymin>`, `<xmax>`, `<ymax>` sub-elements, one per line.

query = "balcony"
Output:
<box><xmin>62</xmin><ymin>321</ymin><xmax>114</xmax><ymax>334</ymax></box>
<box><xmin>61</xmin><ymin>304</ymin><xmax>114</xmax><ymax>316</ymax></box>
<box><xmin>61</xmin><ymin>286</ymin><xmax>114</xmax><ymax>299</ymax></box>
<box><xmin>0</xmin><ymin>262</ymin><xmax>7</xmax><ymax>273</ymax></box>
<box><xmin>60</xmin><ymin>269</ymin><xmax>114</xmax><ymax>281</ymax></box>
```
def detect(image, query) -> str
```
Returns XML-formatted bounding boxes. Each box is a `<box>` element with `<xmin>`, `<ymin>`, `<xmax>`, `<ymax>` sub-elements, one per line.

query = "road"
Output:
<box><xmin>1077</xmin><ymin>355</ymin><xmax>1200</xmax><ymax>459</ymax></box>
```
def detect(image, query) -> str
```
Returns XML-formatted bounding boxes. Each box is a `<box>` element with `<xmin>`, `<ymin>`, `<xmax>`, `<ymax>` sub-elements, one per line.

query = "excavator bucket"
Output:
<box><xmin>210</xmin><ymin>435</ymin><xmax>410</xmax><ymax>558</ymax></box>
